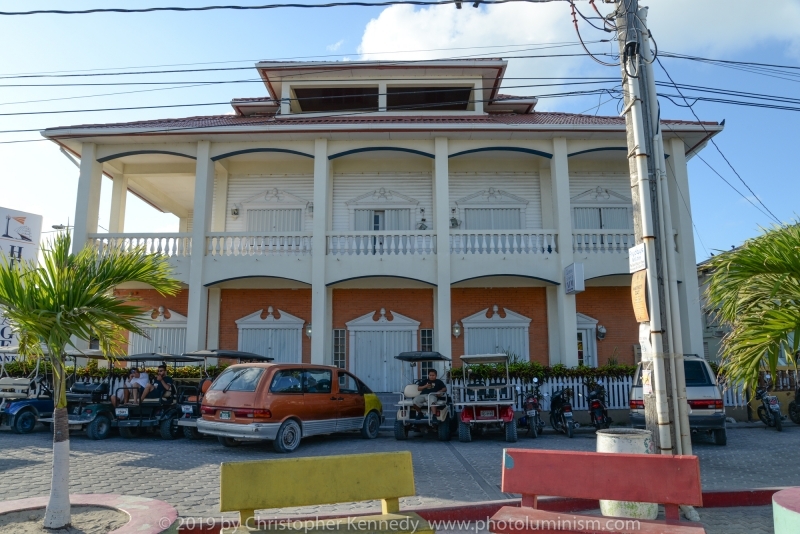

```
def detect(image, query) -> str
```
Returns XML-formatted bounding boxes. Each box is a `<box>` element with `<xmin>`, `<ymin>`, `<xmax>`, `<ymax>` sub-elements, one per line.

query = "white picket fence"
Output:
<box><xmin>451</xmin><ymin>375</ymin><xmax>747</xmax><ymax>410</ymax></box>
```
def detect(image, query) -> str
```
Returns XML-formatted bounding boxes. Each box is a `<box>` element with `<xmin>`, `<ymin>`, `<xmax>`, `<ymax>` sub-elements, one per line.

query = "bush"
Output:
<box><xmin>449</xmin><ymin>360</ymin><xmax>637</xmax><ymax>381</ymax></box>
<box><xmin>2</xmin><ymin>357</ymin><xmax>227</xmax><ymax>381</ymax></box>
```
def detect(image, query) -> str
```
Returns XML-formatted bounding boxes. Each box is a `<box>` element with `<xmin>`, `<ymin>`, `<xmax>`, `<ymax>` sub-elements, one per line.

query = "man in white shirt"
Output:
<box><xmin>111</xmin><ymin>368</ymin><xmax>150</xmax><ymax>406</ymax></box>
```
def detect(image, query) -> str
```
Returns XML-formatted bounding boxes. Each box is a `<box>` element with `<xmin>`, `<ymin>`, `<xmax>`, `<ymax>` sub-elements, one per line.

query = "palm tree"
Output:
<box><xmin>0</xmin><ymin>233</ymin><xmax>179</xmax><ymax>528</ymax></box>
<box><xmin>705</xmin><ymin>223</ymin><xmax>800</xmax><ymax>389</ymax></box>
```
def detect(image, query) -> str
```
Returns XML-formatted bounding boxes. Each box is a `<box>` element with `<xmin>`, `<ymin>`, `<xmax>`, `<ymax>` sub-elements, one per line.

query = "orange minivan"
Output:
<box><xmin>197</xmin><ymin>363</ymin><xmax>383</xmax><ymax>452</ymax></box>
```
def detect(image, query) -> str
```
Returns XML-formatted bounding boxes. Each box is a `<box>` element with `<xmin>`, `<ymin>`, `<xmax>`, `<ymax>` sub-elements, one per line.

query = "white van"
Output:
<box><xmin>629</xmin><ymin>355</ymin><xmax>726</xmax><ymax>445</ymax></box>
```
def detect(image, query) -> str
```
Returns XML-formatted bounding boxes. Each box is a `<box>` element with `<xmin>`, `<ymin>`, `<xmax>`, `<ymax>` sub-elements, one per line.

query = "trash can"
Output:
<box><xmin>773</xmin><ymin>487</ymin><xmax>800</xmax><ymax>534</ymax></box>
<box><xmin>596</xmin><ymin>428</ymin><xmax>658</xmax><ymax>520</ymax></box>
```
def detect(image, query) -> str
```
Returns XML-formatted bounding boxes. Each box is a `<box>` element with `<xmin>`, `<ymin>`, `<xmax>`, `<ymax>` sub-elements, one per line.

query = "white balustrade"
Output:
<box><xmin>572</xmin><ymin>230</ymin><xmax>635</xmax><ymax>254</ymax></box>
<box><xmin>206</xmin><ymin>233</ymin><xmax>312</xmax><ymax>257</ymax></box>
<box><xmin>327</xmin><ymin>232</ymin><xmax>436</xmax><ymax>256</ymax></box>
<box><xmin>89</xmin><ymin>233</ymin><xmax>191</xmax><ymax>258</ymax></box>
<box><xmin>449</xmin><ymin>231</ymin><xmax>557</xmax><ymax>255</ymax></box>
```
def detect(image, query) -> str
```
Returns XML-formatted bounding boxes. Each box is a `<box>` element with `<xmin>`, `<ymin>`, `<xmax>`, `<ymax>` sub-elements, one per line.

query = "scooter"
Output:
<box><xmin>547</xmin><ymin>387</ymin><xmax>576</xmax><ymax>438</ymax></box>
<box><xmin>755</xmin><ymin>374</ymin><xmax>783</xmax><ymax>432</ymax></box>
<box><xmin>585</xmin><ymin>380</ymin><xmax>612</xmax><ymax>430</ymax></box>
<box><xmin>788</xmin><ymin>385</ymin><xmax>800</xmax><ymax>425</ymax></box>
<box><xmin>517</xmin><ymin>377</ymin><xmax>545</xmax><ymax>438</ymax></box>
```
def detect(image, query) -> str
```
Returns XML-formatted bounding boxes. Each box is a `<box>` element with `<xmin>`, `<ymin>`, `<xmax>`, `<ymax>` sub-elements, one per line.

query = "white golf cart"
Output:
<box><xmin>453</xmin><ymin>353</ymin><xmax>518</xmax><ymax>443</ymax></box>
<box><xmin>393</xmin><ymin>351</ymin><xmax>455</xmax><ymax>441</ymax></box>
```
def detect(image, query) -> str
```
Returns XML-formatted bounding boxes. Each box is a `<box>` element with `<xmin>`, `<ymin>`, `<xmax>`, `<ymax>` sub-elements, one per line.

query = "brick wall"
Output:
<box><xmin>113</xmin><ymin>288</ymin><xmax>189</xmax><ymax>317</ymax></box>
<box><xmin>219</xmin><ymin>289</ymin><xmax>312</xmax><ymax>362</ymax></box>
<box><xmin>576</xmin><ymin>286</ymin><xmax>638</xmax><ymax>365</ymax></box>
<box><xmin>332</xmin><ymin>289</ymin><xmax>434</xmax><ymax>329</ymax></box>
<box><xmin>451</xmin><ymin>287</ymin><xmax>548</xmax><ymax>365</ymax></box>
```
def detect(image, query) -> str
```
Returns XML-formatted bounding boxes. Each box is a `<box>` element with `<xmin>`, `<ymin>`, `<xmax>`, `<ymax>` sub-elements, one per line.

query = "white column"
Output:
<box><xmin>72</xmin><ymin>143</ymin><xmax>103</xmax><ymax>252</ymax></box>
<box><xmin>206</xmin><ymin>287</ymin><xmax>222</xmax><ymax>354</ymax></box>
<box><xmin>178</xmin><ymin>218</ymin><xmax>189</xmax><ymax>233</ymax></box>
<box><xmin>108</xmin><ymin>173</ymin><xmax>128</xmax><ymax>233</ymax></box>
<box><xmin>185</xmin><ymin>141</ymin><xmax>215</xmax><ymax>352</ymax></box>
<box><xmin>551</xmin><ymin>138</ymin><xmax>579</xmax><ymax>366</ymax></box>
<box><xmin>310</xmin><ymin>139</ymin><xmax>329</xmax><ymax>364</ymax></box>
<box><xmin>212</xmin><ymin>161</ymin><xmax>229</xmax><ymax>232</ymax></box>
<box><xmin>433</xmin><ymin>137</ymin><xmax>452</xmax><ymax>359</ymax></box>
<box><xmin>669</xmin><ymin>138</ymin><xmax>704</xmax><ymax>357</ymax></box>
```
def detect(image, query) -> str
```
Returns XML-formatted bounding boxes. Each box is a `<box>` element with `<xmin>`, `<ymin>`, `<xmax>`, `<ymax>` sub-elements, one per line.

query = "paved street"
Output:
<box><xmin>1</xmin><ymin>423</ymin><xmax>794</xmax><ymax>533</ymax></box>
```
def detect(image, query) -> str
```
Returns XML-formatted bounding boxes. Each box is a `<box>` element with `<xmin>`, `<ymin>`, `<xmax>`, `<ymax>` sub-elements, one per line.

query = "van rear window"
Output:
<box><xmin>210</xmin><ymin>367</ymin><xmax>265</xmax><ymax>392</ymax></box>
<box><xmin>684</xmin><ymin>361</ymin><xmax>713</xmax><ymax>386</ymax></box>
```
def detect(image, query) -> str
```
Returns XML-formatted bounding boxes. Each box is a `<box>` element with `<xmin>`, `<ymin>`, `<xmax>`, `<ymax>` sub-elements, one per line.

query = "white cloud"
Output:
<box><xmin>327</xmin><ymin>39</ymin><xmax>345</xmax><ymax>52</ymax></box>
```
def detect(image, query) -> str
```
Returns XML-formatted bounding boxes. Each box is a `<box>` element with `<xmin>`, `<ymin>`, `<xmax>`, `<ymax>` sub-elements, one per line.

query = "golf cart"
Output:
<box><xmin>37</xmin><ymin>349</ymin><xmax>117</xmax><ymax>440</ymax></box>
<box><xmin>113</xmin><ymin>353</ymin><xmax>203</xmax><ymax>439</ymax></box>
<box><xmin>453</xmin><ymin>353</ymin><xmax>518</xmax><ymax>443</ymax></box>
<box><xmin>393</xmin><ymin>351</ymin><xmax>455</xmax><ymax>441</ymax></box>
<box><xmin>0</xmin><ymin>347</ymin><xmax>54</xmax><ymax>434</ymax></box>
<box><xmin>176</xmin><ymin>349</ymin><xmax>274</xmax><ymax>439</ymax></box>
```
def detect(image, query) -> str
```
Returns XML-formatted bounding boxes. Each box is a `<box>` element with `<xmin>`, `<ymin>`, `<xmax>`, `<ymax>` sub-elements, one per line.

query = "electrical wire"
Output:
<box><xmin>569</xmin><ymin>1</ymin><xmax>619</xmax><ymax>67</ymax></box>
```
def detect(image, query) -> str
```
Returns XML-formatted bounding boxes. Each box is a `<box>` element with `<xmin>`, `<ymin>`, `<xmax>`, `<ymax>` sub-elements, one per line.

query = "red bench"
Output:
<box><xmin>491</xmin><ymin>449</ymin><xmax>705</xmax><ymax>534</ymax></box>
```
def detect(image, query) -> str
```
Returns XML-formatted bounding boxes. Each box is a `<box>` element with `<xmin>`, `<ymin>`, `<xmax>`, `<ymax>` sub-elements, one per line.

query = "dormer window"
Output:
<box><xmin>387</xmin><ymin>86</ymin><xmax>472</xmax><ymax>111</ymax></box>
<box><xmin>293</xmin><ymin>87</ymin><xmax>378</xmax><ymax>113</ymax></box>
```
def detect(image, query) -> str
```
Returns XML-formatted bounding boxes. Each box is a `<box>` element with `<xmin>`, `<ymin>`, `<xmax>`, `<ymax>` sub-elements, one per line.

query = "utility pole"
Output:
<box><xmin>613</xmin><ymin>0</ymin><xmax>689</xmax><ymax>455</ymax></box>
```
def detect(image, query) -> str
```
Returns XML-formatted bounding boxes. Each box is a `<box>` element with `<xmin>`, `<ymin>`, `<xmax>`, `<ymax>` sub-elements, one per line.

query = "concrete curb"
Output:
<box><xmin>0</xmin><ymin>493</ymin><xmax>178</xmax><ymax>533</ymax></box>
<box><xmin>176</xmin><ymin>488</ymin><xmax>789</xmax><ymax>532</ymax></box>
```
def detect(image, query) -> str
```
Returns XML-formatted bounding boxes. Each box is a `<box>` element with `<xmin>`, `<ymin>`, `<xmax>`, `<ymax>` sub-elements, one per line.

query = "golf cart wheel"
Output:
<box><xmin>713</xmin><ymin>428</ymin><xmax>727</xmax><ymax>446</ymax></box>
<box><xmin>273</xmin><ymin>419</ymin><xmax>302</xmax><ymax>453</ymax></box>
<box><xmin>757</xmin><ymin>406</ymin><xmax>771</xmax><ymax>426</ymax></box>
<box><xmin>437</xmin><ymin>416</ymin><xmax>451</xmax><ymax>442</ymax></box>
<box><xmin>458</xmin><ymin>421</ymin><xmax>472</xmax><ymax>443</ymax></box>
<box><xmin>183</xmin><ymin>426</ymin><xmax>203</xmax><ymax>440</ymax></box>
<box><xmin>566</xmin><ymin>421</ymin><xmax>574</xmax><ymax>438</ymax></box>
<box><xmin>394</xmin><ymin>420</ymin><xmax>408</xmax><ymax>440</ymax></box>
<box><xmin>776</xmin><ymin>415</ymin><xmax>783</xmax><ymax>432</ymax></box>
<box><xmin>361</xmin><ymin>411</ymin><xmax>380</xmax><ymax>440</ymax></box>
<box><xmin>119</xmin><ymin>426</ymin><xmax>140</xmax><ymax>439</ymax></box>
<box><xmin>528</xmin><ymin>422</ymin><xmax>538</xmax><ymax>439</ymax></box>
<box><xmin>12</xmin><ymin>410</ymin><xmax>37</xmax><ymax>434</ymax></box>
<box><xmin>160</xmin><ymin>417</ymin><xmax>181</xmax><ymax>440</ymax></box>
<box><xmin>86</xmin><ymin>415</ymin><xmax>112</xmax><ymax>440</ymax></box>
<box><xmin>505</xmin><ymin>420</ymin><xmax>518</xmax><ymax>443</ymax></box>
<box><xmin>789</xmin><ymin>401</ymin><xmax>800</xmax><ymax>424</ymax></box>
<box><xmin>217</xmin><ymin>436</ymin><xmax>240</xmax><ymax>447</ymax></box>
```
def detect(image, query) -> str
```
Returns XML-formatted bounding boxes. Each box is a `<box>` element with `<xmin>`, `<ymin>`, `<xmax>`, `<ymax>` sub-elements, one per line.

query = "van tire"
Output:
<box><xmin>713</xmin><ymin>428</ymin><xmax>727</xmax><ymax>446</ymax></box>
<box><xmin>458</xmin><ymin>421</ymin><xmax>472</xmax><ymax>443</ymax></box>
<box><xmin>505</xmin><ymin>420</ymin><xmax>518</xmax><ymax>443</ymax></box>
<box><xmin>217</xmin><ymin>436</ymin><xmax>240</xmax><ymax>447</ymax></box>
<box><xmin>273</xmin><ymin>419</ymin><xmax>302</xmax><ymax>453</ymax></box>
<box><xmin>361</xmin><ymin>411</ymin><xmax>380</xmax><ymax>439</ymax></box>
<box><xmin>394</xmin><ymin>420</ymin><xmax>408</xmax><ymax>440</ymax></box>
<box><xmin>86</xmin><ymin>415</ymin><xmax>111</xmax><ymax>440</ymax></box>
<box><xmin>789</xmin><ymin>401</ymin><xmax>800</xmax><ymax>424</ymax></box>
<box><xmin>12</xmin><ymin>410</ymin><xmax>37</xmax><ymax>434</ymax></box>
<box><xmin>183</xmin><ymin>426</ymin><xmax>203</xmax><ymax>440</ymax></box>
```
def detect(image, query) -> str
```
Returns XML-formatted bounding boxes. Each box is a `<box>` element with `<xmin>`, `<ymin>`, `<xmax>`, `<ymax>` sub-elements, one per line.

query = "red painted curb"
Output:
<box><xmin>176</xmin><ymin>488</ymin><xmax>788</xmax><ymax>532</ymax></box>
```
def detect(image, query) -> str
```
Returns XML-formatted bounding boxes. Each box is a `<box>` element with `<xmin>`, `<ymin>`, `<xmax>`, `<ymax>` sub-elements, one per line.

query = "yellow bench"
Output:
<box><xmin>220</xmin><ymin>451</ymin><xmax>434</xmax><ymax>534</ymax></box>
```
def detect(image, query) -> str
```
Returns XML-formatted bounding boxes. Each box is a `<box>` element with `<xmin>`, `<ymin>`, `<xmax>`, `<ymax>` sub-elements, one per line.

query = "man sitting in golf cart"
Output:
<box><xmin>414</xmin><ymin>369</ymin><xmax>447</xmax><ymax>415</ymax></box>
<box><xmin>111</xmin><ymin>367</ymin><xmax>149</xmax><ymax>407</ymax></box>
<box><xmin>141</xmin><ymin>364</ymin><xmax>174</xmax><ymax>400</ymax></box>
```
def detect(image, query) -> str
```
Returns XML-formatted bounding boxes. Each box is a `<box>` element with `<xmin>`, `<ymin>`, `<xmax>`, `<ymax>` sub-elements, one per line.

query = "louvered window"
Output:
<box><xmin>463</xmin><ymin>208</ymin><xmax>521</xmax><ymax>230</ymax></box>
<box><xmin>571</xmin><ymin>207</ymin><xmax>631</xmax><ymax>229</ymax></box>
<box><xmin>246</xmin><ymin>209</ymin><xmax>303</xmax><ymax>232</ymax></box>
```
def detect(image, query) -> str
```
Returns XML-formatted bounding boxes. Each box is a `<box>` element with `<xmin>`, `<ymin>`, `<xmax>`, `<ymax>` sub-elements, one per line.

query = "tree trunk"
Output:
<box><xmin>44</xmin><ymin>355</ymin><xmax>71</xmax><ymax>529</ymax></box>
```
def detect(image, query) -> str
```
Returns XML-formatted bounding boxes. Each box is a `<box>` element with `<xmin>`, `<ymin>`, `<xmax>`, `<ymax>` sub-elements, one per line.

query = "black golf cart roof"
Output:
<box><xmin>459</xmin><ymin>353</ymin><xmax>510</xmax><ymax>365</ymax></box>
<box><xmin>395</xmin><ymin>351</ymin><xmax>451</xmax><ymax>362</ymax></box>
<box><xmin>182</xmin><ymin>349</ymin><xmax>274</xmax><ymax>362</ymax></box>
<box><xmin>118</xmin><ymin>353</ymin><xmax>203</xmax><ymax>364</ymax></box>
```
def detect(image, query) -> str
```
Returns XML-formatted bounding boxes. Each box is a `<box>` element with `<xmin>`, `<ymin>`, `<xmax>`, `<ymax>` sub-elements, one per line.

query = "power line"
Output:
<box><xmin>657</xmin><ymin>57</ymin><xmax>782</xmax><ymax>225</ymax></box>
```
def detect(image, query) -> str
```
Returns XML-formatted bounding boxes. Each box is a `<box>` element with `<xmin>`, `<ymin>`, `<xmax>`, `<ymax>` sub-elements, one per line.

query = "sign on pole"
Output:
<box><xmin>0</xmin><ymin>206</ymin><xmax>43</xmax><ymax>349</ymax></box>
<box><xmin>629</xmin><ymin>243</ymin><xmax>646</xmax><ymax>273</ymax></box>
<box><xmin>631</xmin><ymin>270</ymin><xmax>650</xmax><ymax>322</ymax></box>
<box><xmin>564</xmin><ymin>263</ymin><xmax>585</xmax><ymax>295</ymax></box>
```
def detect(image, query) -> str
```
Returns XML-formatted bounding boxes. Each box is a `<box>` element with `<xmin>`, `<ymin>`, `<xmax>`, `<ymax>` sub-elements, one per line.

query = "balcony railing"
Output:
<box><xmin>449</xmin><ymin>231</ymin><xmax>558</xmax><ymax>255</ymax></box>
<box><xmin>327</xmin><ymin>231</ymin><xmax>436</xmax><ymax>256</ymax></box>
<box><xmin>89</xmin><ymin>233</ymin><xmax>191</xmax><ymax>258</ymax></box>
<box><xmin>206</xmin><ymin>233</ymin><xmax>312</xmax><ymax>256</ymax></box>
<box><xmin>572</xmin><ymin>230</ymin><xmax>635</xmax><ymax>254</ymax></box>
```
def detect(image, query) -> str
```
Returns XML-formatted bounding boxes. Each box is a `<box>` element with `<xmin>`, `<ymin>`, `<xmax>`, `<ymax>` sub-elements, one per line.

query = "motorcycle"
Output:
<box><xmin>585</xmin><ymin>380</ymin><xmax>612</xmax><ymax>430</ymax></box>
<box><xmin>789</xmin><ymin>385</ymin><xmax>800</xmax><ymax>425</ymax></box>
<box><xmin>755</xmin><ymin>374</ymin><xmax>783</xmax><ymax>432</ymax></box>
<box><xmin>547</xmin><ymin>387</ymin><xmax>576</xmax><ymax>438</ymax></box>
<box><xmin>517</xmin><ymin>377</ymin><xmax>545</xmax><ymax>438</ymax></box>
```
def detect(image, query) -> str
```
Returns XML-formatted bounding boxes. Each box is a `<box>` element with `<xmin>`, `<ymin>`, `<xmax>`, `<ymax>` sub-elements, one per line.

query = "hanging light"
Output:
<box><xmin>452</xmin><ymin>322</ymin><xmax>462</xmax><ymax>338</ymax></box>
<box><xmin>305</xmin><ymin>323</ymin><xmax>312</xmax><ymax>338</ymax></box>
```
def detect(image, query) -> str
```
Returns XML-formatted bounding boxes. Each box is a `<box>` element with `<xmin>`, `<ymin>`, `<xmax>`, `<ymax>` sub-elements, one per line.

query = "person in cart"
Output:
<box><xmin>141</xmin><ymin>364</ymin><xmax>174</xmax><ymax>400</ymax></box>
<box><xmin>111</xmin><ymin>368</ymin><xmax>149</xmax><ymax>407</ymax></box>
<box><xmin>414</xmin><ymin>369</ymin><xmax>447</xmax><ymax>417</ymax></box>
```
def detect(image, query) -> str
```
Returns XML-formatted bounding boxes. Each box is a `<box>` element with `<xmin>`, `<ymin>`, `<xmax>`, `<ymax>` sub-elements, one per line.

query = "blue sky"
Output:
<box><xmin>1</xmin><ymin>0</ymin><xmax>798</xmax><ymax>260</ymax></box>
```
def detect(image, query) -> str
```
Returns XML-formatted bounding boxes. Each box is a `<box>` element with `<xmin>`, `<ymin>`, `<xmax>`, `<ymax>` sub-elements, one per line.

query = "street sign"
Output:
<box><xmin>631</xmin><ymin>270</ymin><xmax>650</xmax><ymax>322</ymax></box>
<box><xmin>629</xmin><ymin>243</ymin><xmax>646</xmax><ymax>273</ymax></box>
<box><xmin>564</xmin><ymin>263</ymin><xmax>585</xmax><ymax>295</ymax></box>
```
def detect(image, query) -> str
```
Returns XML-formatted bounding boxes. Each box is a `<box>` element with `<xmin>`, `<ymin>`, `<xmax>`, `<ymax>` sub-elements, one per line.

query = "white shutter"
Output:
<box><xmin>572</xmin><ymin>207</ymin><xmax>602</xmax><ymax>229</ymax></box>
<box><xmin>385</xmin><ymin>209</ymin><xmax>411</xmax><ymax>231</ymax></box>
<box><xmin>601</xmin><ymin>207</ymin><xmax>631</xmax><ymax>229</ymax></box>
<box><xmin>384</xmin><ymin>330</ymin><xmax>413</xmax><ymax>392</ymax></box>
<box><xmin>464</xmin><ymin>209</ymin><xmax>494</xmax><ymax>230</ymax></box>
<box><xmin>247</xmin><ymin>209</ymin><xmax>302</xmax><ymax>232</ymax></box>
<box><xmin>354</xmin><ymin>210</ymin><xmax>373</xmax><ymax>231</ymax></box>
<box><xmin>465</xmin><ymin>208</ymin><xmax>521</xmax><ymax>230</ymax></box>
<box><xmin>492</xmin><ymin>209</ymin><xmax>522</xmax><ymax>230</ymax></box>
<box><xmin>466</xmin><ymin>328</ymin><xmax>498</xmax><ymax>354</ymax></box>
<box><xmin>353</xmin><ymin>331</ymin><xmax>383</xmax><ymax>390</ymax></box>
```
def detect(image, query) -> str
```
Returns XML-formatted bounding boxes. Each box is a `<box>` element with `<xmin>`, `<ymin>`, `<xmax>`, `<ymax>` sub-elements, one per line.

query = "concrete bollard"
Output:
<box><xmin>773</xmin><ymin>487</ymin><xmax>800</xmax><ymax>534</ymax></box>
<box><xmin>596</xmin><ymin>428</ymin><xmax>658</xmax><ymax>520</ymax></box>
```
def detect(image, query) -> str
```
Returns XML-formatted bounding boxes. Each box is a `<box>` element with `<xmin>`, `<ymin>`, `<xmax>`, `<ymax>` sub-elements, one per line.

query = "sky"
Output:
<box><xmin>1</xmin><ymin>0</ymin><xmax>798</xmax><ymax>260</ymax></box>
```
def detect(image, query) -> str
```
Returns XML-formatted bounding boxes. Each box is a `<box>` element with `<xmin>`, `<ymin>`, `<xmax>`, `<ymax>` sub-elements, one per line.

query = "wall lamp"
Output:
<box><xmin>305</xmin><ymin>323</ymin><xmax>312</xmax><ymax>339</ymax></box>
<box><xmin>230</xmin><ymin>207</ymin><xmax>239</xmax><ymax>216</ymax></box>
<box><xmin>597</xmin><ymin>325</ymin><xmax>607</xmax><ymax>340</ymax></box>
<box><xmin>452</xmin><ymin>322</ymin><xmax>462</xmax><ymax>338</ymax></box>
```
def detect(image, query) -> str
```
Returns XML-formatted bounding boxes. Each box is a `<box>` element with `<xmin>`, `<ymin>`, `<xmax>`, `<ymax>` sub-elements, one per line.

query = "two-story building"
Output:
<box><xmin>43</xmin><ymin>59</ymin><xmax>720</xmax><ymax>393</ymax></box>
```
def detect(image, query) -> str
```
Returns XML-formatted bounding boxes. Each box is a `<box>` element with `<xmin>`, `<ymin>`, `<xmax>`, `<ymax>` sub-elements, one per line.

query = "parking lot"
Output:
<box><xmin>1</xmin><ymin>423</ymin><xmax>795</xmax><ymax>532</ymax></box>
